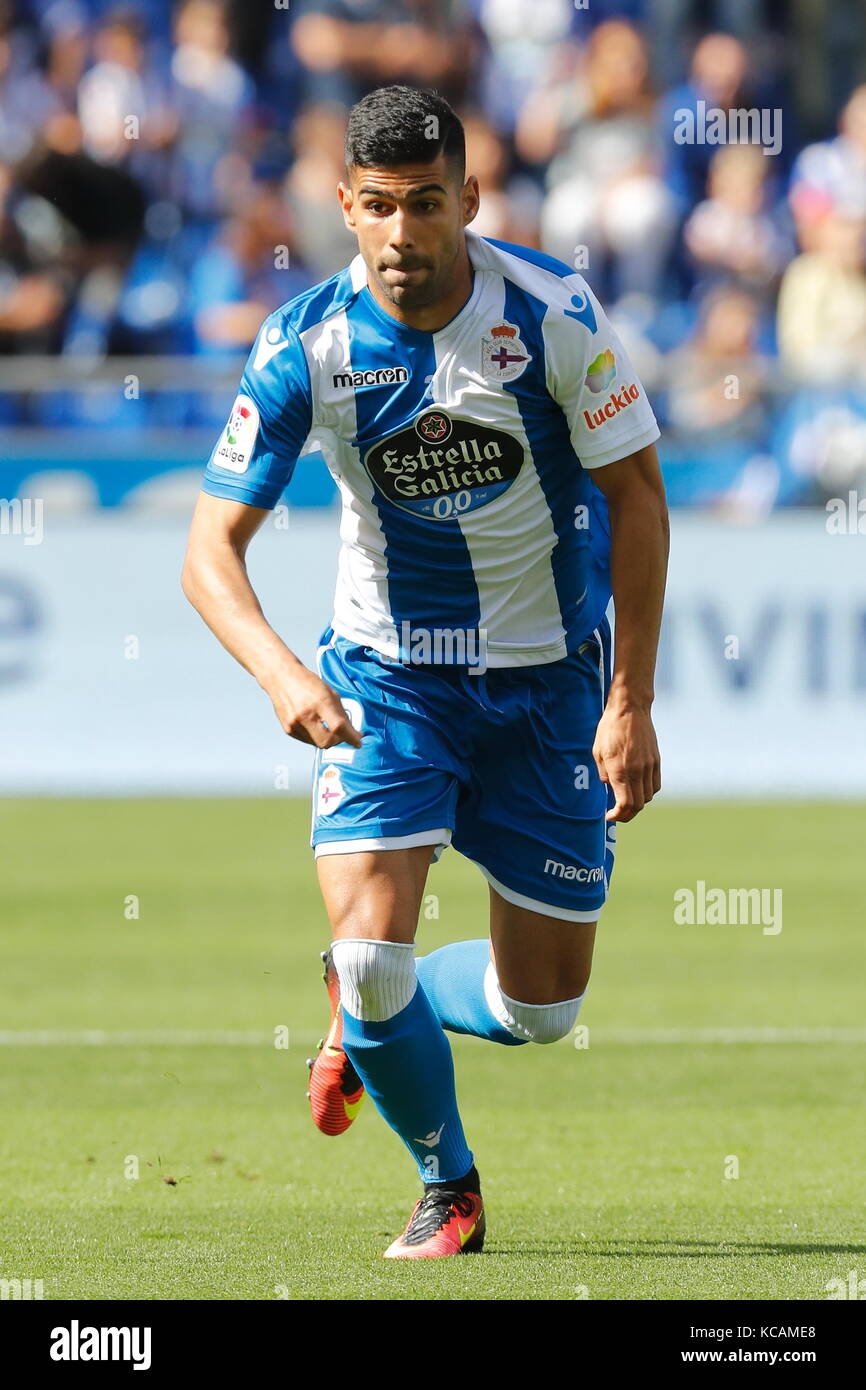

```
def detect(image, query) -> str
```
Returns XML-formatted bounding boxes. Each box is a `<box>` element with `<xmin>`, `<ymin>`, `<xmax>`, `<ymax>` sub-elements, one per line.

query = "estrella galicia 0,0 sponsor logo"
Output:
<box><xmin>363</xmin><ymin>408</ymin><xmax>524</xmax><ymax>520</ymax></box>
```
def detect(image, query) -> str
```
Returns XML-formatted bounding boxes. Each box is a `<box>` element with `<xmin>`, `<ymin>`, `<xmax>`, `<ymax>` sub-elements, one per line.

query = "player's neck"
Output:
<box><xmin>366</xmin><ymin>244</ymin><xmax>474</xmax><ymax>334</ymax></box>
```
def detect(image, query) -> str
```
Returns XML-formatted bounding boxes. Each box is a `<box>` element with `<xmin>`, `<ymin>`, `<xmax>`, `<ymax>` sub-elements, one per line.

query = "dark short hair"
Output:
<box><xmin>344</xmin><ymin>86</ymin><xmax>465</xmax><ymax>182</ymax></box>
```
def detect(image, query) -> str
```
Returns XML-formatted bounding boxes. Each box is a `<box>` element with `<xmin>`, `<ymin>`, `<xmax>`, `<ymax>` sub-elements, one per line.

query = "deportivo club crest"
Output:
<box><xmin>481</xmin><ymin>321</ymin><xmax>531</xmax><ymax>383</ymax></box>
<box><xmin>317</xmin><ymin>764</ymin><xmax>345</xmax><ymax>816</ymax></box>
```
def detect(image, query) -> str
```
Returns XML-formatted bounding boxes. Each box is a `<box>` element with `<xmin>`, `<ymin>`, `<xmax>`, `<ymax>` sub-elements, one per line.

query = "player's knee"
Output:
<box><xmin>331</xmin><ymin>938</ymin><xmax>416</xmax><ymax>1022</ymax></box>
<box><xmin>517</xmin><ymin>997</ymin><xmax>584</xmax><ymax>1044</ymax></box>
<box><xmin>484</xmin><ymin>962</ymin><xmax>585</xmax><ymax>1044</ymax></box>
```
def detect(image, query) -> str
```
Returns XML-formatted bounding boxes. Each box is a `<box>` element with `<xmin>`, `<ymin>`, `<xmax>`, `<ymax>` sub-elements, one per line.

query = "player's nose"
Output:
<box><xmin>388</xmin><ymin>208</ymin><xmax>415</xmax><ymax>248</ymax></box>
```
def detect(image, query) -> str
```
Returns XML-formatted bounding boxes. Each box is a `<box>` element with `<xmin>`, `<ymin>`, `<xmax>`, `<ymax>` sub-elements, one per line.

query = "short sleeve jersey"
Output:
<box><xmin>202</xmin><ymin>229</ymin><xmax>660</xmax><ymax>667</ymax></box>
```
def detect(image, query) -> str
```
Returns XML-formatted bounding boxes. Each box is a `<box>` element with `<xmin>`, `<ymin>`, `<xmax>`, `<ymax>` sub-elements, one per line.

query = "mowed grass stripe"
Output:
<box><xmin>2</xmin><ymin>1027</ymin><xmax>866</xmax><ymax>1045</ymax></box>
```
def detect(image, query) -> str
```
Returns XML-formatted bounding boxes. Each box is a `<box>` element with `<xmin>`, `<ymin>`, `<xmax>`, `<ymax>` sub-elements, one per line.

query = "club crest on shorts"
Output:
<box><xmin>317</xmin><ymin>764</ymin><xmax>345</xmax><ymax>816</ymax></box>
<box><xmin>481</xmin><ymin>321</ymin><xmax>531</xmax><ymax>383</ymax></box>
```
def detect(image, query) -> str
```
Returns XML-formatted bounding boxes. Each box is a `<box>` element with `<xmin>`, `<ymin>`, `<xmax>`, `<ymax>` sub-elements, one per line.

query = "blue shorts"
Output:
<box><xmin>310</xmin><ymin>622</ymin><xmax>616</xmax><ymax>921</ymax></box>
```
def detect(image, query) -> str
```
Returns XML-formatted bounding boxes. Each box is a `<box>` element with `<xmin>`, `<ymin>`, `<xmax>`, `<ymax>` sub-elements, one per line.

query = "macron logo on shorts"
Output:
<box><xmin>544</xmin><ymin>859</ymin><xmax>604</xmax><ymax>882</ymax></box>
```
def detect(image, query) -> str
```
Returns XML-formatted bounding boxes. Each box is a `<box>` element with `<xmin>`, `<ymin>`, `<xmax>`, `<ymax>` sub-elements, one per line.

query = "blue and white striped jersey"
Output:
<box><xmin>202</xmin><ymin>229</ymin><xmax>660</xmax><ymax>668</ymax></box>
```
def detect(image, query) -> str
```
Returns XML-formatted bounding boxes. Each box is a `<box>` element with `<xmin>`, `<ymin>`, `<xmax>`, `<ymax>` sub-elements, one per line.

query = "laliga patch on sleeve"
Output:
<box><xmin>214</xmin><ymin>394</ymin><xmax>260</xmax><ymax>473</ymax></box>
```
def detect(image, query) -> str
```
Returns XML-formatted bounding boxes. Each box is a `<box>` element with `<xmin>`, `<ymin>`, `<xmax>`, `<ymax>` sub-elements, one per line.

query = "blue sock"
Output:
<box><xmin>341</xmin><ymin>983</ymin><xmax>475</xmax><ymax>1184</ymax></box>
<box><xmin>416</xmin><ymin>939</ymin><xmax>527</xmax><ymax>1046</ymax></box>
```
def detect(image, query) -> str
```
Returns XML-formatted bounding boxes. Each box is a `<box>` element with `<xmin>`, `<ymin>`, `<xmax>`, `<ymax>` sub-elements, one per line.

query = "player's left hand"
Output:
<box><xmin>592</xmin><ymin>704</ymin><xmax>661</xmax><ymax>823</ymax></box>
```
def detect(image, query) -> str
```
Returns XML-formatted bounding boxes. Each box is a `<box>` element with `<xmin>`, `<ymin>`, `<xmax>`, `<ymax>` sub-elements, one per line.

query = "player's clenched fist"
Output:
<box><xmin>266</xmin><ymin>666</ymin><xmax>363</xmax><ymax>750</ymax></box>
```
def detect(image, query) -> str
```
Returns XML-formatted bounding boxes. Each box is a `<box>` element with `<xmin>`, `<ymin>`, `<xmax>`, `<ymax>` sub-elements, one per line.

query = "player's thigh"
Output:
<box><xmin>489</xmin><ymin>888</ymin><xmax>597</xmax><ymax>1004</ymax></box>
<box><xmin>452</xmin><ymin>625</ymin><xmax>614</xmax><ymax>935</ymax></box>
<box><xmin>311</xmin><ymin>633</ymin><xmax>463</xmax><ymax>914</ymax></box>
<box><xmin>316</xmin><ymin>844</ymin><xmax>436</xmax><ymax>944</ymax></box>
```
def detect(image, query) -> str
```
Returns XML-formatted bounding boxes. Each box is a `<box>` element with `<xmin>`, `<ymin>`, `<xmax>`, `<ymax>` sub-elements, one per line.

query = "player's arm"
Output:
<box><xmin>546</xmin><ymin>279</ymin><xmax>668</xmax><ymax>822</ymax></box>
<box><xmin>182</xmin><ymin>492</ymin><xmax>360</xmax><ymax>751</ymax></box>
<box><xmin>589</xmin><ymin>442</ymin><xmax>669</xmax><ymax>823</ymax></box>
<box><xmin>182</xmin><ymin>312</ymin><xmax>361</xmax><ymax>751</ymax></box>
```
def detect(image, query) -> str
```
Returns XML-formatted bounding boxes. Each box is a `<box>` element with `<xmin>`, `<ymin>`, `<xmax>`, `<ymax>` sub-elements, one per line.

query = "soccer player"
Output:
<box><xmin>182</xmin><ymin>86</ymin><xmax>668</xmax><ymax>1259</ymax></box>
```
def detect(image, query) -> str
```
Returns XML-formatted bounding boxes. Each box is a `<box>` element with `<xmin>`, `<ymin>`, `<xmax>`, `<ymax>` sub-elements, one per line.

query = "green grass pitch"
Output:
<box><xmin>1</xmin><ymin>798</ymin><xmax>863</xmax><ymax>1301</ymax></box>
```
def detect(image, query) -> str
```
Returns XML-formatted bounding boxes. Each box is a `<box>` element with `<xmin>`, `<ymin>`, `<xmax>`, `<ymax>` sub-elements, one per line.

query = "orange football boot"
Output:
<box><xmin>383</xmin><ymin>1177</ymin><xmax>485</xmax><ymax>1259</ymax></box>
<box><xmin>306</xmin><ymin>949</ymin><xmax>365</xmax><ymax>1136</ymax></box>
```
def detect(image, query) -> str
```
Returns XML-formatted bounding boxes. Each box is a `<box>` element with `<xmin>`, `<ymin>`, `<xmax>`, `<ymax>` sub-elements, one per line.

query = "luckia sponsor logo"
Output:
<box><xmin>583</xmin><ymin>381</ymin><xmax>641</xmax><ymax>430</ymax></box>
<box><xmin>582</xmin><ymin>345</ymin><xmax>642</xmax><ymax>430</ymax></box>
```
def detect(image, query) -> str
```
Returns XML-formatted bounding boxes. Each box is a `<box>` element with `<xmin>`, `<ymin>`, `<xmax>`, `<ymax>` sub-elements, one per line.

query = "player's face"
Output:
<box><xmin>338</xmin><ymin>155</ymin><xmax>479</xmax><ymax>312</ymax></box>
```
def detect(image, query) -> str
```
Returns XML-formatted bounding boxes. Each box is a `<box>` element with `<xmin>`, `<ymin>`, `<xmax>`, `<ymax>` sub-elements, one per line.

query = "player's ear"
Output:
<box><xmin>337</xmin><ymin>180</ymin><xmax>357</xmax><ymax>232</ymax></box>
<box><xmin>461</xmin><ymin>174</ymin><xmax>480</xmax><ymax>228</ymax></box>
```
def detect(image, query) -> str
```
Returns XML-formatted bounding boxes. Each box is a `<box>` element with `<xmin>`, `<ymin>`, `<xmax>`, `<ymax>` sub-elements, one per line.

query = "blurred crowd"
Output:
<box><xmin>2</xmin><ymin>0</ymin><xmax>866</xmax><ymax>511</ymax></box>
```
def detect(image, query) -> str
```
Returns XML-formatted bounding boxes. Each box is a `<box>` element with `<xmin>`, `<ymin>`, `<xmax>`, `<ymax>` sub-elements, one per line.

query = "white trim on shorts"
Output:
<box><xmin>471</xmin><ymin>861</ymin><xmax>606</xmax><ymax>923</ymax></box>
<box><xmin>314</xmin><ymin>827</ymin><xmax>453</xmax><ymax>859</ymax></box>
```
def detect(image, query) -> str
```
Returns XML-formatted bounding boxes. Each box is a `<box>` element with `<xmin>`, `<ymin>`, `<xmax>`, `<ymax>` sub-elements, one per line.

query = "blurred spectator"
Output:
<box><xmin>39</xmin><ymin>2</ymin><xmax>90</xmax><ymax>120</ymax></box>
<box><xmin>788</xmin><ymin>85</ymin><xmax>866</xmax><ymax>253</ymax></box>
<box><xmin>0</xmin><ymin>20</ymin><xmax>64</xmax><ymax>164</ymax></box>
<box><xmin>462</xmin><ymin>111</ymin><xmax>540</xmax><ymax>245</ymax></box>
<box><xmin>14</xmin><ymin>142</ymin><xmax>147</xmax><ymax>357</ymax></box>
<box><xmin>284</xmin><ymin>101</ymin><xmax>358</xmax><ymax>280</ymax></box>
<box><xmin>0</xmin><ymin>159</ymin><xmax>69</xmax><ymax>352</ymax></box>
<box><xmin>664</xmin><ymin>285</ymin><xmax>770</xmax><ymax>438</ymax></box>
<box><xmin>659</xmin><ymin>32</ymin><xmax>751</xmax><ymax>213</ymax></box>
<box><xmin>777</xmin><ymin>210</ymin><xmax>866</xmax><ymax>383</ymax></box>
<box><xmin>75</xmin><ymin>8</ymin><xmax>177</xmax><ymax>210</ymax></box>
<box><xmin>519</xmin><ymin>20</ymin><xmax>676</xmax><ymax>299</ymax></box>
<box><xmin>166</xmin><ymin>0</ymin><xmax>256</xmax><ymax>221</ymax></box>
<box><xmin>290</xmin><ymin>0</ymin><xmax>476</xmax><ymax>110</ymax></box>
<box><xmin>660</xmin><ymin>285</ymin><xmax>782</xmax><ymax>515</ymax></box>
<box><xmin>469</xmin><ymin>0</ymin><xmax>579</xmax><ymax>138</ymax></box>
<box><xmin>188</xmin><ymin>184</ymin><xmax>313</xmax><ymax>354</ymax></box>
<box><xmin>684</xmin><ymin>144</ymin><xmax>789</xmax><ymax>299</ymax></box>
<box><xmin>777</xmin><ymin>390</ymin><xmax>866</xmax><ymax>502</ymax></box>
<box><xmin>646</xmin><ymin>0</ymin><xmax>777</xmax><ymax>90</ymax></box>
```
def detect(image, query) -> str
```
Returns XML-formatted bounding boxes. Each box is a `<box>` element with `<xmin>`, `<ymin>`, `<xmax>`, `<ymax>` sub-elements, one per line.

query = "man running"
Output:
<box><xmin>182</xmin><ymin>85</ymin><xmax>668</xmax><ymax>1259</ymax></box>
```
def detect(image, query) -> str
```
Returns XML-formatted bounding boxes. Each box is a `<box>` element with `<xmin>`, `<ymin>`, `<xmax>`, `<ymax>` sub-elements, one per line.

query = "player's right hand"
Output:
<box><xmin>267</xmin><ymin>667</ymin><xmax>363</xmax><ymax>750</ymax></box>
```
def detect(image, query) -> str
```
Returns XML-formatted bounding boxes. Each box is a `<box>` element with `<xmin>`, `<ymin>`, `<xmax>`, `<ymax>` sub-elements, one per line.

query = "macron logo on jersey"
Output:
<box><xmin>254</xmin><ymin>323</ymin><xmax>291</xmax><ymax>371</ymax></box>
<box><xmin>332</xmin><ymin>366</ymin><xmax>410</xmax><ymax>390</ymax></box>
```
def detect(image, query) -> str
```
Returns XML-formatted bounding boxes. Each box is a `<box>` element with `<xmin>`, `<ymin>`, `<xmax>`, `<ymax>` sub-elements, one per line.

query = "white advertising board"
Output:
<box><xmin>0</xmin><ymin>510</ymin><xmax>863</xmax><ymax>796</ymax></box>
